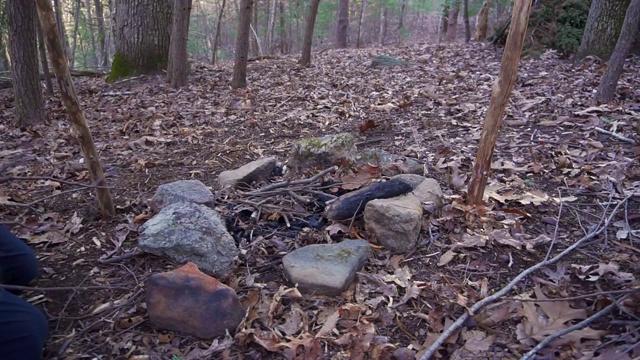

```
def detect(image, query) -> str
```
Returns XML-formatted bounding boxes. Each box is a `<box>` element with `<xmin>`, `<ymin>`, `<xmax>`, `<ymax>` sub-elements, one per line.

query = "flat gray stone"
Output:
<box><xmin>217</xmin><ymin>156</ymin><xmax>277</xmax><ymax>188</ymax></box>
<box><xmin>364</xmin><ymin>195</ymin><xmax>423</xmax><ymax>253</ymax></box>
<box><xmin>139</xmin><ymin>202</ymin><xmax>239</xmax><ymax>278</ymax></box>
<box><xmin>392</xmin><ymin>174</ymin><xmax>444</xmax><ymax>209</ymax></box>
<box><xmin>282</xmin><ymin>240</ymin><xmax>371</xmax><ymax>296</ymax></box>
<box><xmin>150</xmin><ymin>180</ymin><xmax>214</xmax><ymax>212</ymax></box>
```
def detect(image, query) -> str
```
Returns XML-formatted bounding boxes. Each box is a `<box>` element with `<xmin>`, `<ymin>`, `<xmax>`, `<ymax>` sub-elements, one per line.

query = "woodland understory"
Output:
<box><xmin>1</xmin><ymin>42</ymin><xmax>639</xmax><ymax>359</ymax></box>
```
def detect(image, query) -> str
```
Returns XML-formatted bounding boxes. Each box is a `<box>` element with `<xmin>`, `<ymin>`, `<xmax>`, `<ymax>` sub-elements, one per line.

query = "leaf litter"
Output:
<box><xmin>1</xmin><ymin>42</ymin><xmax>639</xmax><ymax>359</ymax></box>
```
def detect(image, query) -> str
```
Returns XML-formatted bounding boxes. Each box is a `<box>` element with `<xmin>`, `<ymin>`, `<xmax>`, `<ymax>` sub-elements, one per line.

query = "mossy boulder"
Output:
<box><xmin>288</xmin><ymin>133</ymin><xmax>357</xmax><ymax>171</ymax></box>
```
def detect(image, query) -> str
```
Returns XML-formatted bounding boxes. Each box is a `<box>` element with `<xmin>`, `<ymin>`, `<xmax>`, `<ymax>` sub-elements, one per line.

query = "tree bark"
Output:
<box><xmin>35</xmin><ymin>0</ymin><xmax>115</xmax><ymax>218</ymax></box>
<box><xmin>85</xmin><ymin>0</ymin><xmax>99</xmax><ymax>67</ymax></box>
<box><xmin>474</xmin><ymin>0</ymin><xmax>490</xmax><ymax>41</ymax></box>
<box><xmin>463</xmin><ymin>0</ymin><xmax>470</xmax><ymax>42</ymax></box>
<box><xmin>0</xmin><ymin>4</ymin><xmax>11</xmax><ymax>71</ymax></box>
<box><xmin>111</xmin><ymin>0</ymin><xmax>172</xmax><ymax>80</ymax></box>
<box><xmin>53</xmin><ymin>0</ymin><xmax>70</xmax><ymax>58</ymax></box>
<box><xmin>299</xmin><ymin>0</ymin><xmax>321</xmax><ymax>67</ymax></box>
<box><xmin>446</xmin><ymin>0</ymin><xmax>461</xmax><ymax>41</ymax></box>
<box><xmin>36</xmin><ymin>18</ymin><xmax>54</xmax><ymax>95</ymax></box>
<box><xmin>356</xmin><ymin>0</ymin><xmax>366</xmax><ymax>48</ymax></box>
<box><xmin>232</xmin><ymin>0</ymin><xmax>254</xmax><ymax>88</ymax></box>
<box><xmin>70</xmin><ymin>0</ymin><xmax>81</xmax><ymax>67</ymax></box>
<box><xmin>93</xmin><ymin>0</ymin><xmax>108</xmax><ymax>66</ymax></box>
<box><xmin>438</xmin><ymin>2</ymin><xmax>449</xmax><ymax>42</ymax></box>
<box><xmin>576</xmin><ymin>0</ymin><xmax>631</xmax><ymax>62</ymax></box>
<box><xmin>336</xmin><ymin>0</ymin><xmax>349</xmax><ymax>48</ymax></box>
<box><xmin>378</xmin><ymin>3</ymin><xmax>387</xmax><ymax>45</ymax></box>
<box><xmin>397</xmin><ymin>0</ymin><xmax>406</xmax><ymax>44</ymax></box>
<box><xmin>7</xmin><ymin>0</ymin><xmax>45</xmax><ymax>126</ymax></box>
<box><xmin>212</xmin><ymin>0</ymin><xmax>226</xmax><ymax>64</ymax></box>
<box><xmin>467</xmin><ymin>0</ymin><xmax>532</xmax><ymax>206</ymax></box>
<box><xmin>595</xmin><ymin>0</ymin><xmax>640</xmax><ymax>103</ymax></box>
<box><xmin>279</xmin><ymin>0</ymin><xmax>288</xmax><ymax>53</ymax></box>
<box><xmin>167</xmin><ymin>0</ymin><xmax>192</xmax><ymax>88</ymax></box>
<box><xmin>267</xmin><ymin>0</ymin><xmax>277</xmax><ymax>53</ymax></box>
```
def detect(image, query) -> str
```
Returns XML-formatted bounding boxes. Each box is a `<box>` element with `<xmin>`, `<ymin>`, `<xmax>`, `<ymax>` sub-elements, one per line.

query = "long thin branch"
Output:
<box><xmin>419</xmin><ymin>189</ymin><xmax>637</xmax><ymax>360</ymax></box>
<box><xmin>0</xmin><ymin>283</ymin><xmax>129</xmax><ymax>292</ymax></box>
<box><xmin>520</xmin><ymin>299</ymin><xmax>621</xmax><ymax>360</ymax></box>
<box><xmin>0</xmin><ymin>175</ymin><xmax>112</xmax><ymax>188</ymax></box>
<box><xmin>3</xmin><ymin>187</ymin><xmax>91</xmax><ymax>207</ymax></box>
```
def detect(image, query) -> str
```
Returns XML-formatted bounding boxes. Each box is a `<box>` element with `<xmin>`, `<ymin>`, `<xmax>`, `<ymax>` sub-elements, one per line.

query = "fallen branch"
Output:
<box><xmin>418</xmin><ymin>189</ymin><xmax>637</xmax><ymax>360</ymax></box>
<box><xmin>594</xmin><ymin>127</ymin><xmax>636</xmax><ymax>144</ymax></box>
<box><xmin>0</xmin><ymin>175</ymin><xmax>112</xmax><ymax>188</ymax></box>
<box><xmin>0</xmin><ymin>283</ymin><xmax>129</xmax><ymax>292</ymax></box>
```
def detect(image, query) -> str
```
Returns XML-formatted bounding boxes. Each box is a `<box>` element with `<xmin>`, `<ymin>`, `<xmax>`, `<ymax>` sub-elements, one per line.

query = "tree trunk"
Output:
<box><xmin>446</xmin><ymin>0</ymin><xmax>460</xmax><ymax>41</ymax></box>
<box><xmin>7</xmin><ymin>0</ymin><xmax>45</xmax><ymax>126</ymax></box>
<box><xmin>267</xmin><ymin>0</ymin><xmax>276</xmax><ymax>53</ymax></box>
<box><xmin>299</xmin><ymin>0</ymin><xmax>321</xmax><ymax>66</ymax></box>
<box><xmin>438</xmin><ymin>3</ymin><xmax>449</xmax><ymax>42</ymax></box>
<box><xmin>232</xmin><ymin>0</ymin><xmax>254</xmax><ymax>88</ymax></box>
<box><xmin>378</xmin><ymin>4</ymin><xmax>387</xmax><ymax>45</ymax></box>
<box><xmin>596</xmin><ymin>0</ymin><xmax>640</xmax><ymax>103</ymax></box>
<box><xmin>93</xmin><ymin>0</ymin><xmax>108</xmax><ymax>66</ymax></box>
<box><xmin>167</xmin><ymin>0</ymin><xmax>192</xmax><ymax>88</ymax></box>
<box><xmin>467</xmin><ymin>0</ymin><xmax>532</xmax><ymax>206</ymax></box>
<box><xmin>279</xmin><ymin>0</ymin><xmax>288</xmax><ymax>53</ymax></box>
<box><xmin>70</xmin><ymin>0</ymin><xmax>81</xmax><ymax>67</ymax></box>
<box><xmin>36</xmin><ymin>18</ymin><xmax>54</xmax><ymax>95</ymax></box>
<box><xmin>36</xmin><ymin>0</ymin><xmax>115</xmax><ymax>218</ymax></box>
<box><xmin>212</xmin><ymin>0</ymin><xmax>226</xmax><ymax>64</ymax></box>
<box><xmin>53</xmin><ymin>0</ymin><xmax>69</xmax><ymax>58</ymax></box>
<box><xmin>110</xmin><ymin>0</ymin><xmax>172</xmax><ymax>82</ymax></box>
<box><xmin>85</xmin><ymin>0</ymin><xmax>99</xmax><ymax>67</ymax></box>
<box><xmin>397</xmin><ymin>0</ymin><xmax>406</xmax><ymax>44</ymax></box>
<box><xmin>356</xmin><ymin>0</ymin><xmax>366</xmax><ymax>48</ymax></box>
<box><xmin>576</xmin><ymin>0</ymin><xmax>631</xmax><ymax>62</ymax></box>
<box><xmin>463</xmin><ymin>0</ymin><xmax>470</xmax><ymax>42</ymax></box>
<box><xmin>474</xmin><ymin>0</ymin><xmax>490</xmax><ymax>41</ymax></box>
<box><xmin>0</xmin><ymin>4</ymin><xmax>11</xmax><ymax>71</ymax></box>
<box><xmin>336</xmin><ymin>0</ymin><xmax>349</xmax><ymax>48</ymax></box>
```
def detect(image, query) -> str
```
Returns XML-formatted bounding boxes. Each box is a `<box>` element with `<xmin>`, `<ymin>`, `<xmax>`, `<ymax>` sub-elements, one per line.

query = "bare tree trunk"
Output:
<box><xmin>36</xmin><ymin>0</ymin><xmax>115</xmax><ymax>218</ymax></box>
<box><xmin>167</xmin><ymin>0</ymin><xmax>192</xmax><ymax>88</ymax></box>
<box><xmin>356</xmin><ymin>0</ymin><xmax>366</xmax><ymax>48</ymax></box>
<box><xmin>295</xmin><ymin>0</ymin><xmax>300</xmax><ymax>51</ymax></box>
<box><xmin>397</xmin><ymin>0</ymin><xmax>406</xmax><ymax>44</ymax></box>
<box><xmin>266</xmin><ymin>0</ymin><xmax>276</xmax><ymax>53</ymax></box>
<box><xmin>336</xmin><ymin>0</ymin><xmax>348</xmax><ymax>48</ymax></box>
<box><xmin>7</xmin><ymin>0</ymin><xmax>45</xmax><ymax>126</ymax></box>
<box><xmin>93</xmin><ymin>0</ymin><xmax>108</xmax><ymax>66</ymax></box>
<box><xmin>576</xmin><ymin>0</ymin><xmax>631</xmax><ymax>62</ymax></box>
<box><xmin>53</xmin><ymin>0</ymin><xmax>70</xmax><ymax>58</ymax></box>
<box><xmin>463</xmin><ymin>0</ymin><xmax>470</xmax><ymax>42</ymax></box>
<box><xmin>467</xmin><ymin>0</ymin><xmax>532</xmax><ymax>205</ymax></box>
<box><xmin>232</xmin><ymin>0</ymin><xmax>253</xmax><ymax>88</ymax></box>
<box><xmin>36</xmin><ymin>19</ymin><xmax>54</xmax><ymax>95</ymax></box>
<box><xmin>70</xmin><ymin>0</ymin><xmax>81</xmax><ymax>67</ymax></box>
<box><xmin>474</xmin><ymin>0</ymin><xmax>490</xmax><ymax>41</ymax></box>
<box><xmin>596</xmin><ymin>0</ymin><xmax>640</xmax><ymax>103</ymax></box>
<box><xmin>85</xmin><ymin>0</ymin><xmax>99</xmax><ymax>67</ymax></box>
<box><xmin>279</xmin><ymin>0</ymin><xmax>288</xmax><ymax>53</ymax></box>
<box><xmin>378</xmin><ymin>4</ymin><xmax>387</xmax><ymax>45</ymax></box>
<box><xmin>299</xmin><ymin>0</ymin><xmax>321</xmax><ymax>66</ymax></box>
<box><xmin>110</xmin><ymin>0</ymin><xmax>172</xmax><ymax>81</ymax></box>
<box><xmin>212</xmin><ymin>0</ymin><xmax>226</xmax><ymax>64</ymax></box>
<box><xmin>438</xmin><ymin>3</ymin><xmax>449</xmax><ymax>42</ymax></box>
<box><xmin>446</xmin><ymin>0</ymin><xmax>460</xmax><ymax>41</ymax></box>
<box><xmin>0</xmin><ymin>3</ymin><xmax>10</xmax><ymax>71</ymax></box>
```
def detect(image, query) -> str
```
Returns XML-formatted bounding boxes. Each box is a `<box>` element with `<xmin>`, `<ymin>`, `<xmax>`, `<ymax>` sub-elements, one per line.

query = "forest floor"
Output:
<box><xmin>1</xmin><ymin>42</ymin><xmax>639</xmax><ymax>360</ymax></box>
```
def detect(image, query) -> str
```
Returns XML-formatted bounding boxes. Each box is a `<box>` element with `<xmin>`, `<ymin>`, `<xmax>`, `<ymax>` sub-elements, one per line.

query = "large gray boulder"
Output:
<box><xmin>364</xmin><ymin>195</ymin><xmax>423</xmax><ymax>253</ymax></box>
<box><xmin>139</xmin><ymin>202</ymin><xmax>239</xmax><ymax>278</ymax></box>
<box><xmin>282</xmin><ymin>240</ymin><xmax>371</xmax><ymax>296</ymax></box>
<box><xmin>150</xmin><ymin>180</ymin><xmax>214</xmax><ymax>212</ymax></box>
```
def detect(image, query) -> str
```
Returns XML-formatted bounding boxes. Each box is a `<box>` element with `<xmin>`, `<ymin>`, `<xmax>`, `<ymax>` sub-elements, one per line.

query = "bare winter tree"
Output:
<box><xmin>232</xmin><ymin>0</ymin><xmax>254</xmax><ymax>88</ymax></box>
<box><xmin>212</xmin><ymin>0</ymin><xmax>226</xmax><ymax>64</ymax></box>
<box><xmin>336</xmin><ymin>0</ymin><xmax>348</xmax><ymax>48</ymax></box>
<box><xmin>299</xmin><ymin>0</ymin><xmax>321</xmax><ymax>66</ymax></box>
<box><xmin>446</xmin><ymin>0</ymin><xmax>460</xmax><ymax>41</ymax></box>
<box><xmin>474</xmin><ymin>0</ymin><xmax>490</xmax><ymax>41</ymax></box>
<box><xmin>463</xmin><ymin>0</ymin><xmax>470</xmax><ymax>42</ymax></box>
<box><xmin>167</xmin><ymin>0</ymin><xmax>193</xmax><ymax>88</ymax></box>
<box><xmin>7</xmin><ymin>0</ymin><xmax>45</xmax><ymax>126</ymax></box>
<box><xmin>595</xmin><ymin>0</ymin><xmax>640</xmax><ymax>103</ymax></box>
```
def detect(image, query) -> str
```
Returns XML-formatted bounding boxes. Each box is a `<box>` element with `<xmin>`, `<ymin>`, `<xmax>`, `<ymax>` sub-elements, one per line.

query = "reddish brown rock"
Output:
<box><xmin>146</xmin><ymin>262</ymin><xmax>245</xmax><ymax>338</ymax></box>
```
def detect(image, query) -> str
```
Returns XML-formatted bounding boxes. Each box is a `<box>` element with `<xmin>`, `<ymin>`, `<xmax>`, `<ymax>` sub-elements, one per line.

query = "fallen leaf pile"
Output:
<box><xmin>0</xmin><ymin>42</ymin><xmax>639</xmax><ymax>359</ymax></box>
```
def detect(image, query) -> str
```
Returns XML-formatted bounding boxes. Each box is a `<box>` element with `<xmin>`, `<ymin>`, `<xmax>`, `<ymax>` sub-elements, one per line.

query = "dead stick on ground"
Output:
<box><xmin>418</xmin><ymin>189</ymin><xmax>637</xmax><ymax>360</ymax></box>
<box><xmin>3</xmin><ymin>188</ymin><xmax>91</xmax><ymax>207</ymax></box>
<box><xmin>594</xmin><ymin>127</ymin><xmax>636</xmax><ymax>144</ymax></box>
<box><xmin>245</xmin><ymin>166</ymin><xmax>337</xmax><ymax>195</ymax></box>
<box><xmin>521</xmin><ymin>298</ymin><xmax>622</xmax><ymax>360</ymax></box>
<box><xmin>0</xmin><ymin>175</ymin><xmax>112</xmax><ymax>188</ymax></box>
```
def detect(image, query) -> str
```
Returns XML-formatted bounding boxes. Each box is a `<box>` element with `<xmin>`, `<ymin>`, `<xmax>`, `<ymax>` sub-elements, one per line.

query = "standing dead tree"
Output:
<box><xmin>35</xmin><ymin>0</ymin><xmax>116</xmax><ymax>218</ymax></box>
